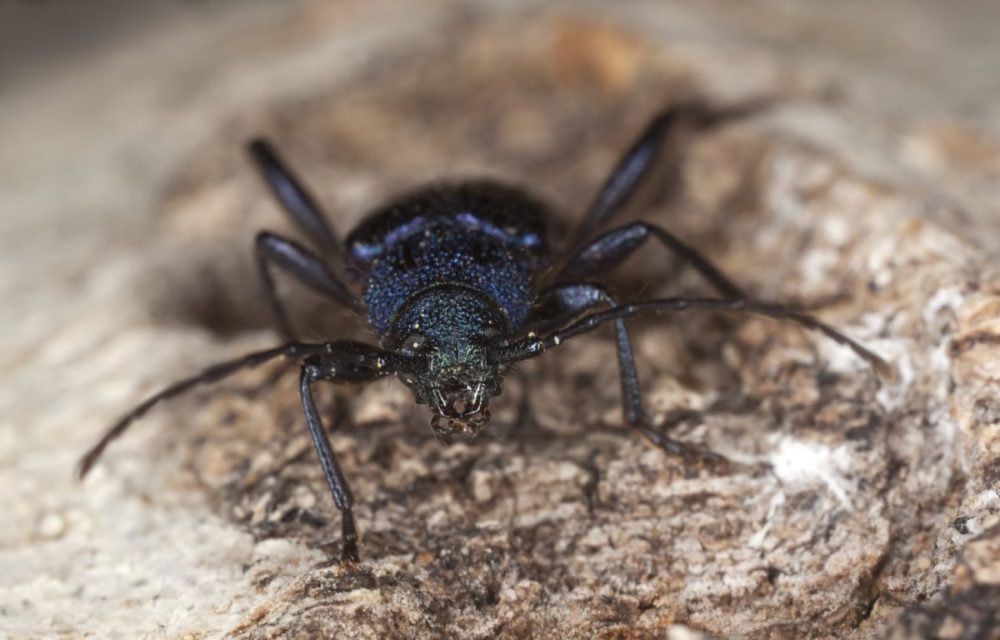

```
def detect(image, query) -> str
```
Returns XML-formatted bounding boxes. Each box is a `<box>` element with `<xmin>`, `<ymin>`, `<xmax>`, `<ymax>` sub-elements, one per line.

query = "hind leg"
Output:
<box><xmin>565</xmin><ymin>100</ymin><xmax>765</xmax><ymax>253</ymax></box>
<box><xmin>248</xmin><ymin>139</ymin><xmax>344</xmax><ymax>259</ymax></box>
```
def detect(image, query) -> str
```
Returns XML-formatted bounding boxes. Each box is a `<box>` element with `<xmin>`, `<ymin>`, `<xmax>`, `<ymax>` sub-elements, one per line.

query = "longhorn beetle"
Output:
<box><xmin>79</xmin><ymin>101</ymin><xmax>891</xmax><ymax>563</ymax></box>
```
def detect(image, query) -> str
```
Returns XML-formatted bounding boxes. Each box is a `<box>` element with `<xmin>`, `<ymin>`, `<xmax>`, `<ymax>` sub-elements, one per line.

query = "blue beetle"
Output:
<box><xmin>79</xmin><ymin>101</ymin><xmax>890</xmax><ymax>562</ymax></box>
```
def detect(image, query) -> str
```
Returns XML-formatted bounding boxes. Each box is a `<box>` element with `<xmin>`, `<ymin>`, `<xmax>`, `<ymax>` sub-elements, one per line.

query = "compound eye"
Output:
<box><xmin>399</xmin><ymin>332</ymin><xmax>428</xmax><ymax>356</ymax></box>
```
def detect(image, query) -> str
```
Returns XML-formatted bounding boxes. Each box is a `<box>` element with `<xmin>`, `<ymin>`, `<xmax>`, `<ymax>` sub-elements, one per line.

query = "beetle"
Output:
<box><xmin>78</xmin><ymin>100</ymin><xmax>891</xmax><ymax>563</ymax></box>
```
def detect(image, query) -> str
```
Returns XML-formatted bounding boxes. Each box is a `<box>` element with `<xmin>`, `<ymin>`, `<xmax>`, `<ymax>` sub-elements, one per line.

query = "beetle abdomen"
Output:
<box><xmin>347</xmin><ymin>181</ymin><xmax>550</xmax><ymax>262</ymax></box>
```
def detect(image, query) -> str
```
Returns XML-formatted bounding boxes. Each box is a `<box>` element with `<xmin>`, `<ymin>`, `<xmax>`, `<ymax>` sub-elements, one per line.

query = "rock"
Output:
<box><xmin>3</xmin><ymin>2</ymin><xmax>999</xmax><ymax>638</ymax></box>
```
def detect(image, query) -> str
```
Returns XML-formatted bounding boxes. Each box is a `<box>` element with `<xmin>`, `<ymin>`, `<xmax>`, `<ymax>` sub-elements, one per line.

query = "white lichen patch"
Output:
<box><xmin>769</xmin><ymin>436</ymin><xmax>857</xmax><ymax>510</ymax></box>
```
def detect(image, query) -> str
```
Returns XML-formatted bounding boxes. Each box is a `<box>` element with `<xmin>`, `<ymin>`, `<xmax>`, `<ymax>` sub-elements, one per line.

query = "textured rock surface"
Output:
<box><xmin>2</xmin><ymin>2</ymin><xmax>1000</xmax><ymax>638</ymax></box>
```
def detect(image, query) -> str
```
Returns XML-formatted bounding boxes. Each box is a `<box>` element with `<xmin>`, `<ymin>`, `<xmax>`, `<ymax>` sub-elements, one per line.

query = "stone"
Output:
<box><xmin>3</xmin><ymin>2</ymin><xmax>1000</xmax><ymax>638</ymax></box>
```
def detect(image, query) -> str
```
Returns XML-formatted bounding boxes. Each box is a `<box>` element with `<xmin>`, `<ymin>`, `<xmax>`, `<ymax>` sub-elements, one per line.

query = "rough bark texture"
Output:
<box><xmin>3</xmin><ymin>2</ymin><xmax>1000</xmax><ymax>639</ymax></box>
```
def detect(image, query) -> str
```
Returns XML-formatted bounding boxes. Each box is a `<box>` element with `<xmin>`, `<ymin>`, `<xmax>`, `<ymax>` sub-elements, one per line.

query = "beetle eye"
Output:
<box><xmin>400</xmin><ymin>332</ymin><xmax>428</xmax><ymax>355</ymax></box>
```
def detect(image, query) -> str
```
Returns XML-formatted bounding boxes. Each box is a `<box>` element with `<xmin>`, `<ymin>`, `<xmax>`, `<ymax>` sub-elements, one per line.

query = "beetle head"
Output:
<box><xmin>390</xmin><ymin>285</ymin><xmax>506</xmax><ymax>439</ymax></box>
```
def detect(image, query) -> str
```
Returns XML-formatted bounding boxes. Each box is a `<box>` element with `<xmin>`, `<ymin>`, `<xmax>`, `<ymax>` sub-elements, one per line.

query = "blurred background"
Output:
<box><xmin>3</xmin><ymin>1</ymin><xmax>1000</xmax><ymax>637</ymax></box>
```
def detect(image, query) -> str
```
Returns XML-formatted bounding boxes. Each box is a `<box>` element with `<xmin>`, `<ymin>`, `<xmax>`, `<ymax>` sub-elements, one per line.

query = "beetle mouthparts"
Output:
<box><xmin>430</xmin><ymin>409</ymin><xmax>491</xmax><ymax>438</ymax></box>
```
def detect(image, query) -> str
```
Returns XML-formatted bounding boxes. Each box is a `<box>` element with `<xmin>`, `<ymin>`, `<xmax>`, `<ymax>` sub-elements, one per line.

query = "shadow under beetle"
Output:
<box><xmin>79</xmin><ymin>101</ymin><xmax>892</xmax><ymax>563</ymax></box>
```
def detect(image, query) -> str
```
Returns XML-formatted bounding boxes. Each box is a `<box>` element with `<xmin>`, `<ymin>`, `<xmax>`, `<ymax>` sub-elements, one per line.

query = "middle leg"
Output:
<box><xmin>255</xmin><ymin>231</ymin><xmax>362</xmax><ymax>340</ymax></box>
<box><xmin>557</xmin><ymin>221</ymin><xmax>744</xmax><ymax>299</ymax></box>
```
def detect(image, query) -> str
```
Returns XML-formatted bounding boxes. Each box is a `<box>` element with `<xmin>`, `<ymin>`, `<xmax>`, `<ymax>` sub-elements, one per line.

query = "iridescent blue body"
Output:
<box><xmin>347</xmin><ymin>181</ymin><xmax>550</xmax><ymax>336</ymax></box>
<box><xmin>344</xmin><ymin>181</ymin><xmax>554</xmax><ymax>424</ymax></box>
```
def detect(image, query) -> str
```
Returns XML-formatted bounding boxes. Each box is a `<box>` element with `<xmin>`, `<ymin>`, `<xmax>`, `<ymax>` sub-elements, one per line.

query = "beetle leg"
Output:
<box><xmin>255</xmin><ymin>231</ymin><xmax>362</xmax><ymax>340</ymax></box>
<box><xmin>247</xmin><ymin>139</ymin><xmax>343</xmax><ymax>260</ymax></box>
<box><xmin>529</xmin><ymin>283</ymin><xmax>641</xmax><ymax>424</ymax></box>
<box><xmin>300</xmin><ymin>362</ymin><xmax>359</xmax><ymax>563</ymax></box>
<box><xmin>527</xmin><ymin>283</ymin><xmax>725</xmax><ymax>465</ymax></box>
<box><xmin>566</xmin><ymin>99</ymin><xmax>767</xmax><ymax>253</ymax></box>
<box><xmin>557</xmin><ymin>221</ymin><xmax>744</xmax><ymax>299</ymax></box>
<box><xmin>297</xmin><ymin>344</ymin><xmax>405</xmax><ymax>563</ymax></box>
<box><xmin>80</xmin><ymin>339</ymin><xmax>407</xmax><ymax>564</ymax></box>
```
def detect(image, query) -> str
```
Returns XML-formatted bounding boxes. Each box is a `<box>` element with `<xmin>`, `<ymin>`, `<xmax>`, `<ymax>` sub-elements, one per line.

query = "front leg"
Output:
<box><xmin>300</xmin><ymin>362</ymin><xmax>360</xmax><ymax>563</ymax></box>
<box><xmin>77</xmin><ymin>337</ymin><xmax>417</xmax><ymax>564</ymax></box>
<box><xmin>531</xmin><ymin>283</ymin><xmax>642</xmax><ymax>424</ymax></box>
<box><xmin>493</xmin><ymin>294</ymin><xmax>893</xmax><ymax>470</ymax></box>
<box><xmin>297</xmin><ymin>342</ymin><xmax>407</xmax><ymax>563</ymax></box>
<box><xmin>531</xmin><ymin>283</ymin><xmax>727</xmax><ymax>468</ymax></box>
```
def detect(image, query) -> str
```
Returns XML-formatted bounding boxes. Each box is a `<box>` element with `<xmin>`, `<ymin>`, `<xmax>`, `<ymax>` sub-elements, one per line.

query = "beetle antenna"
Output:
<box><xmin>490</xmin><ymin>296</ymin><xmax>894</xmax><ymax>380</ymax></box>
<box><xmin>76</xmin><ymin>342</ymin><xmax>329</xmax><ymax>480</ymax></box>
